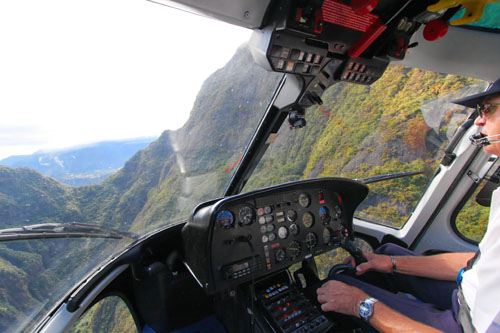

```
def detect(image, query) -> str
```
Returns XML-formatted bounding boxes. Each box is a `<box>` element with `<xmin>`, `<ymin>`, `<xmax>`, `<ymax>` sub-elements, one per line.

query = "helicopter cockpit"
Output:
<box><xmin>4</xmin><ymin>0</ymin><xmax>500</xmax><ymax>332</ymax></box>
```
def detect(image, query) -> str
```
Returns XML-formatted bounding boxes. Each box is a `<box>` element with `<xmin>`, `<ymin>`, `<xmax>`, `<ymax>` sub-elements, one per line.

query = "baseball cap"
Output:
<box><xmin>453</xmin><ymin>78</ymin><xmax>500</xmax><ymax>108</ymax></box>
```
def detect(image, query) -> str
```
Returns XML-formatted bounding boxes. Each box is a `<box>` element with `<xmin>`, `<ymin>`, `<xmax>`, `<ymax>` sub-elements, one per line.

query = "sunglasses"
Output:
<box><xmin>476</xmin><ymin>102</ymin><xmax>500</xmax><ymax>118</ymax></box>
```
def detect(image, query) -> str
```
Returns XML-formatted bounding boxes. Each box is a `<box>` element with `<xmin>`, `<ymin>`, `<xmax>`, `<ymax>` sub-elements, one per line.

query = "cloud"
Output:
<box><xmin>0</xmin><ymin>0</ymin><xmax>252</xmax><ymax>160</ymax></box>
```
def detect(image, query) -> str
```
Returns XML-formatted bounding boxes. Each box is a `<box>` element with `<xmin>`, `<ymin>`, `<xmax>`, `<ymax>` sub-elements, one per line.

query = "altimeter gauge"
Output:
<box><xmin>302</xmin><ymin>212</ymin><xmax>314</xmax><ymax>228</ymax></box>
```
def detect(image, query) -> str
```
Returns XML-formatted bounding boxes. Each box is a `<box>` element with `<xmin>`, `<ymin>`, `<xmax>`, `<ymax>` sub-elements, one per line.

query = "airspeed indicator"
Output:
<box><xmin>238</xmin><ymin>206</ymin><xmax>255</xmax><ymax>225</ymax></box>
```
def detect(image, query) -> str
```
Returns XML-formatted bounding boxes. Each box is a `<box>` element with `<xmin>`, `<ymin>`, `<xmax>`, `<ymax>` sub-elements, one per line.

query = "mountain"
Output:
<box><xmin>0</xmin><ymin>46</ymin><xmax>283</xmax><ymax>331</ymax></box>
<box><xmin>0</xmin><ymin>44</ymin><xmax>489</xmax><ymax>331</ymax></box>
<box><xmin>0</xmin><ymin>138</ymin><xmax>157</xmax><ymax>186</ymax></box>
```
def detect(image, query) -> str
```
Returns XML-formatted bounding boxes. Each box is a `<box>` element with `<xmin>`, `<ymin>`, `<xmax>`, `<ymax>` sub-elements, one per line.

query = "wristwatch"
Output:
<box><xmin>358</xmin><ymin>297</ymin><xmax>378</xmax><ymax>321</ymax></box>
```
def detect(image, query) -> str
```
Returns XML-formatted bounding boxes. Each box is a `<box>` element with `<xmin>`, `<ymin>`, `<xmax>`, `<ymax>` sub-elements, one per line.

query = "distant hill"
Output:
<box><xmin>0</xmin><ymin>138</ymin><xmax>156</xmax><ymax>185</ymax></box>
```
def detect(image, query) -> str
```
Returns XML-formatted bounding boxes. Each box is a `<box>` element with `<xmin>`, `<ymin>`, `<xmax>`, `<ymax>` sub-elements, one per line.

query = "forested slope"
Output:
<box><xmin>246</xmin><ymin>67</ymin><xmax>482</xmax><ymax>226</ymax></box>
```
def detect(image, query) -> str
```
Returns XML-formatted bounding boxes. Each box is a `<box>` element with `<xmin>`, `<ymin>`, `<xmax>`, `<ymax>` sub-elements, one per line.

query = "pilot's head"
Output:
<box><xmin>453</xmin><ymin>78</ymin><xmax>500</xmax><ymax>156</ymax></box>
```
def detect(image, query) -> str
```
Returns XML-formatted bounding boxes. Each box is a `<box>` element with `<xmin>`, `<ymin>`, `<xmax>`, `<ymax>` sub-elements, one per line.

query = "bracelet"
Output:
<box><xmin>457</xmin><ymin>268</ymin><xmax>465</xmax><ymax>284</ymax></box>
<box><xmin>390</xmin><ymin>255</ymin><xmax>397</xmax><ymax>273</ymax></box>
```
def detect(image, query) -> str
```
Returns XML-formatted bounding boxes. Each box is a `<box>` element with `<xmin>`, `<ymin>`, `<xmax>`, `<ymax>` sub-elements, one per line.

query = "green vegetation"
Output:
<box><xmin>246</xmin><ymin>66</ymin><xmax>483</xmax><ymax>230</ymax></box>
<box><xmin>456</xmin><ymin>186</ymin><xmax>490</xmax><ymax>243</ymax></box>
<box><xmin>0</xmin><ymin>46</ymin><xmax>491</xmax><ymax>331</ymax></box>
<box><xmin>69</xmin><ymin>296</ymin><xmax>138</xmax><ymax>333</ymax></box>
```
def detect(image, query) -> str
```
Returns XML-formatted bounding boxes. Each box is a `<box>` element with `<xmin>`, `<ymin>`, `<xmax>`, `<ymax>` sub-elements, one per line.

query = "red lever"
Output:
<box><xmin>348</xmin><ymin>19</ymin><xmax>387</xmax><ymax>58</ymax></box>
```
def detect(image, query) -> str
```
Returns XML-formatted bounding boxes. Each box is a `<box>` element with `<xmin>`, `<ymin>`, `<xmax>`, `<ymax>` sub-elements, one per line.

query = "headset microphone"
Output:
<box><xmin>470</xmin><ymin>133</ymin><xmax>500</xmax><ymax>147</ymax></box>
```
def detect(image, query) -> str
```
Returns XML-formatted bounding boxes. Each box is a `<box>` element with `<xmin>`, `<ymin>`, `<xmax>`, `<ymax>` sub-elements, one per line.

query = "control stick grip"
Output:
<box><xmin>342</xmin><ymin>239</ymin><xmax>367</xmax><ymax>265</ymax></box>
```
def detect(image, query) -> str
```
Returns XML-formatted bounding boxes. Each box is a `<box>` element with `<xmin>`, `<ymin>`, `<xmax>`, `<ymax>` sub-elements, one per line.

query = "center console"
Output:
<box><xmin>256</xmin><ymin>272</ymin><xmax>333</xmax><ymax>333</ymax></box>
<box><xmin>182</xmin><ymin>178</ymin><xmax>368</xmax><ymax>332</ymax></box>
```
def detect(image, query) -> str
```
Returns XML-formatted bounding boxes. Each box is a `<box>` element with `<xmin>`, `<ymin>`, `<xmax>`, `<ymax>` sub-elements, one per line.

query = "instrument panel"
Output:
<box><xmin>182</xmin><ymin>178</ymin><xmax>368</xmax><ymax>294</ymax></box>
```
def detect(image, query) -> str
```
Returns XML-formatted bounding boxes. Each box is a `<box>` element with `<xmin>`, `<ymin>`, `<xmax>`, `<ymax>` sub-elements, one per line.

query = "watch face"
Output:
<box><xmin>359</xmin><ymin>299</ymin><xmax>376</xmax><ymax>320</ymax></box>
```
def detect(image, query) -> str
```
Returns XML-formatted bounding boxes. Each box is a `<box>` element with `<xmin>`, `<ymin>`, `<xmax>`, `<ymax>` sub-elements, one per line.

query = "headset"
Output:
<box><xmin>470</xmin><ymin>133</ymin><xmax>500</xmax><ymax>147</ymax></box>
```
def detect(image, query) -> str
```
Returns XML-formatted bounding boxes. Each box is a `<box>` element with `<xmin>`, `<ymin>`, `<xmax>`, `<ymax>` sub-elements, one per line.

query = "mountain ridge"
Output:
<box><xmin>0</xmin><ymin>137</ymin><xmax>157</xmax><ymax>186</ymax></box>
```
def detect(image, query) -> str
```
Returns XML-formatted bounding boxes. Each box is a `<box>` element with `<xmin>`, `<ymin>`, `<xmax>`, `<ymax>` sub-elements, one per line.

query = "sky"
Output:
<box><xmin>0</xmin><ymin>0</ymin><xmax>252</xmax><ymax>160</ymax></box>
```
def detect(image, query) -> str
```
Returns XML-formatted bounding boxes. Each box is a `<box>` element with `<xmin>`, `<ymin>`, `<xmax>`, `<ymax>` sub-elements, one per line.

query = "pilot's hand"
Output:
<box><xmin>343</xmin><ymin>252</ymin><xmax>393</xmax><ymax>275</ymax></box>
<box><xmin>316</xmin><ymin>280</ymin><xmax>367</xmax><ymax>317</ymax></box>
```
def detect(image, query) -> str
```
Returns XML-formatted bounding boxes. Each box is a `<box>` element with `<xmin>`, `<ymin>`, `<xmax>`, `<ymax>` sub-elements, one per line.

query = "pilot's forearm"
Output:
<box><xmin>317</xmin><ymin>280</ymin><xmax>443</xmax><ymax>332</ymax></box>
<box><xmin>392</xmin><ymin>252</ymin><xmax>474</xmax><ymax>281</ymax></box>
<box><xmin>368</xmin><ymin>302</ymin><xmax>442</xmax><ymax>333</ymax></box>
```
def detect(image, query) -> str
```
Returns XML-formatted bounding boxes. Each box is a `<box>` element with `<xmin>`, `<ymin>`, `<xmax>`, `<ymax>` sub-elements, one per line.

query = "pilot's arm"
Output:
<box><xmin>317</xmin><ymin>281</ymin><xmax>442</xmax><ymax>332</ymax></box>
<box><xmin>347</xmin><ymin>251</ymin><xmax>475</xmax><ymax>281</ymax></box>
<box><xmin>317</xmin><ymin>251</ymin><xmax>476</xmax><ymax>331</ymax></box>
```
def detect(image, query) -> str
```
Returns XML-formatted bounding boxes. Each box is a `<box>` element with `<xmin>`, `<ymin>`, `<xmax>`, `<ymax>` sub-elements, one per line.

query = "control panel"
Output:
<box><xmin>182</xmin><ymin>178</ymin><xmax>368</xmax><ymax>294</ymax></box>
<box><xmin>258</xmin><ymin>280</ymin><xmax>332</xmax><ymax>333</ymax></box>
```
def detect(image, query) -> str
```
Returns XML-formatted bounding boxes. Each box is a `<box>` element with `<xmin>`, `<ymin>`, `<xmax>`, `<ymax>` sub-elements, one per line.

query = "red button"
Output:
<box><xmin>423</xmin><ymin>20</ymin><xmax>448</xmax><ymax>41</ymax></box>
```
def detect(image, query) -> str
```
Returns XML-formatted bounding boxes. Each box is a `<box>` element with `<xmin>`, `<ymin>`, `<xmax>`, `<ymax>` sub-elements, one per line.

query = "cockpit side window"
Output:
<box><xmin>69</xmin><ymin>295</ymin><xmax>139</xmax><ymax>333</ymax></box>
<box><xmin>245</xmin><ymin>65</ymin><xmax>487</xmax><ymax>229</ymax></box>
<box><xmin>453</xmin><ymin>162</ymin><xmax>500</xmax><ymax>243</ymax></box>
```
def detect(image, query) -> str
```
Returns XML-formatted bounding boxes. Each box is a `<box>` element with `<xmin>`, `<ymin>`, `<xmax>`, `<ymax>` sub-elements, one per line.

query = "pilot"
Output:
<box><xmin>316</xmin><ymin>78</ymin><xmax>500</xmax><ymax>333</ymax></box>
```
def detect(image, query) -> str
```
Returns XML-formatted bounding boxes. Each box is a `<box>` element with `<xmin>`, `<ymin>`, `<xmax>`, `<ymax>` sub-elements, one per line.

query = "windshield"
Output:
<box><xmin>0</xmin><ymin>0</ymin><xmax>281</xmax><ymax>331</ymax></box>
<box><xmin>245</xmin><ymin>66</ymin><xmax>487</xmax><ymax>228</ymax></box>
<box><xmin>0</xmin><ymin>1</ymin><xmax>493</xmax><ymax>332</ymax></box>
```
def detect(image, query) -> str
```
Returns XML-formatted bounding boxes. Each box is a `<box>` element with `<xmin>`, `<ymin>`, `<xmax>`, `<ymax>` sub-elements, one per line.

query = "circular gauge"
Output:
<box><xmin>286</xmin><ymin>209</ymin><xmax>297</xmax><ymax>222</ymax></box>
<box><xmin>319</xmin><ymin>206</ymin><xmax>330</xmax><ymax>223</ymax></box>
<box><xmin>268</xmin><ymin>233</ymin><xmax>277</xmax><ymax>242</ymax></box>
<box><xmin>267</xmin><ymin>224</ymin><xmax>275</xmax><ymax>232</ymax></box>
<box><xmin>278</xmin><ymin>226</ymin><xmax>288</xmax><ymax>239</ymax></box>
<box><xmin>302</xmin><ymin>212</ymin><xmax>314</xmax><ymax>228</ymax></box>
<box><xmin>260</xmin><ymin>225</ymin><xmax>267</xmax><ymax>234</ymax></box>
<box><xmin>298</xmin><ymin>193</ymin><xmax>311</xmax><ymax>208</ymax></box>
<box><xmin>216</xmin><ymin>210</ymin><xmax>234</xmax><ymax>229</ymax></box>
<box><xmin>305</xmin><ymin>232</ymin><xmax>317</xmax><ymax>248</ymax></box>
<box><xmin>275</xmin><ymin>248</ymin><xmax>286</xmax><ymax>262</ymax></box>
<box><xmin>258</xmin><ymin>216</ymin><xmax>266</xmax><ymax>224</ymax></box>
<box><xmin>323</xmin><ymin>228</ymin><xmax>332</xmax><ymax>245</ymax></box>
<box><xmin>288</xmin><ymin>240</ymin><xmax>301</xmax><ymax>259</ymax></box>
<box><xmin>238</xmin><ymin>206</ymin><xmax>255</xmax><ymax>225</ymax></box>
<box><xmin>289</xmin><ymin>223</ymin><xmax>300</xmax><ymax>236</ymax></box>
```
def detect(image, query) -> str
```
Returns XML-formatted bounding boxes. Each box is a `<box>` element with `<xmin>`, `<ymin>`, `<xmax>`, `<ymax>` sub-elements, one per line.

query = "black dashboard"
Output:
<box><xmin>182</xmin><ymin>178</ymin><xmax>368</xmax><ymax>294</ymax></box>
